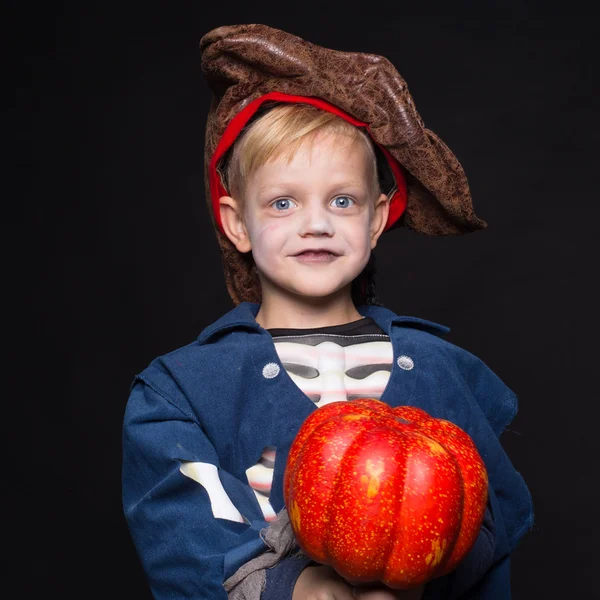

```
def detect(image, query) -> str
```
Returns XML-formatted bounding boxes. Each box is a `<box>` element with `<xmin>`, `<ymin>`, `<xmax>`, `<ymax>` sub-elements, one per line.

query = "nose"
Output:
<box><xmin>298</xmin><ymin>202</ymin><xmax>334</xmax><ymax>237</ymax></box>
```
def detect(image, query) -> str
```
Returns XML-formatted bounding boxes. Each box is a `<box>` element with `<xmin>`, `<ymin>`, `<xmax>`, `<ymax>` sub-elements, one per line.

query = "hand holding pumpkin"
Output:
<box><xmin>353</xmin><ymin>582</ymin><xmax>426</xmax><ymax>600</ymax></box>
<box><xmin>293</xmin><ymin>565</ymin><xmax>425</xmax><ymax>600</ymax></box>
<box><xmin>284</xmin><ymin>398</ymin><xmax>488</xmax><ymax>590</ymax></box>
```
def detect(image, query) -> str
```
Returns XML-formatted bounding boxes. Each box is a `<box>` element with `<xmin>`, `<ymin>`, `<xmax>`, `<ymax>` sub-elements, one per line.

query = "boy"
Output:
<box><xmin>122</xmin><ymin>24</ymin><xmax>533</xmax><ymax>600</ymax></box>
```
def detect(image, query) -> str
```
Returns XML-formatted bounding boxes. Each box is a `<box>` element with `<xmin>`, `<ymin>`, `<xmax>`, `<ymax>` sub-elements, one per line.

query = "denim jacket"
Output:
<box><xmin>122</xmin><ymin>302</ymin><xmax>533</xmax><ymax>599</ymax></box>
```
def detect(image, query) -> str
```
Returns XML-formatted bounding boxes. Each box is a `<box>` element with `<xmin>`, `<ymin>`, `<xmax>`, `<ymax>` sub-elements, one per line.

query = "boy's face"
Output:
<box><xmin>220</xmin><ymin>132</ymin><xmax>389</xmax><ymax>305</ymax></box>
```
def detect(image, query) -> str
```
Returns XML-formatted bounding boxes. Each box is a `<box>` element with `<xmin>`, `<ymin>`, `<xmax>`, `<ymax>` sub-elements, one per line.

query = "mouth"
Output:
<box><xmin>292</xmin><ymin>249</ymin><xmax>340</xmax><ymax>263</ymax></box>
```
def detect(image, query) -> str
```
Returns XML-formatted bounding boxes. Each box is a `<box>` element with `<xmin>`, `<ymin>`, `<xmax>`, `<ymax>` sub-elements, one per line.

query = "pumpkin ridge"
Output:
<box><xmin>376</xmin><ymin>431</ymin><xmax>410</xmax><ymax>585</ymax></box>
<box><xmin>304</xmin><ymin>407</ymin><xmax>387</xmax><ymax>565</ymax></box>
<box><xmin>425</xmin><ymin>423</ymin><xmax>486</xmax><ymax>576</ymax></box>
<box><xmin>383</xmin><ymin>428</ymin><xmax>463</xmax><ymax>588</ymax></box>
<box><xmin>431</xmin><ymin>452</ymin><xmax>465</xmax><ymax>578</ymax></box>
<box><xmin>328</xmin><ymin>423</ymin><xmax>404</xmax><ymax>581</ymax></box>
<box><xmin>414</xmin><ymin>429</ymin><xmax>466</xmax><ymax>580</ymax></box>
<box><xmin>383</xmin><ymin>429</ymin><xmax>425</xmax><ymax>587</ymax></box>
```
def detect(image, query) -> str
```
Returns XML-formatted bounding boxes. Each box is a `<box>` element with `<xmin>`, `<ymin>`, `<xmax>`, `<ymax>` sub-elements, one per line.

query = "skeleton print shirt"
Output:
<box><xmin>246</xmin><ymin>317</ymin><xmax>392</xmax><ymax>522</ymax></box>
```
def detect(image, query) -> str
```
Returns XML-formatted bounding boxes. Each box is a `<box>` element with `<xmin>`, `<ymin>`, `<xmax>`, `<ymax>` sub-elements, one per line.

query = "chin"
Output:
<box><xmin>289</xmin><ymin>282</ymin><xmax>351</xmax><ymax>300</ymax></box>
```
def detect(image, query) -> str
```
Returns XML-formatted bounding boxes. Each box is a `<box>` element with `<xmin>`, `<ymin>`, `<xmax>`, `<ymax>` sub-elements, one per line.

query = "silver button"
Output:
<box><xmin>262</xmin><ymin>362</ymin><xmax>281</xmax><ymax>379</ymax></box>
<box><xmin>396</xmin><ymin>355</ymin><xmax>414</xmax><ymax>370</ymax></box>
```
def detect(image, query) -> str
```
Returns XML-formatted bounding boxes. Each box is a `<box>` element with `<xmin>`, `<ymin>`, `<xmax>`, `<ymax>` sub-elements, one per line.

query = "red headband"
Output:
<box><xmin>208</xmin><ymin>91</ymin><xmax>407</xmax><ymax>234</ymax></box>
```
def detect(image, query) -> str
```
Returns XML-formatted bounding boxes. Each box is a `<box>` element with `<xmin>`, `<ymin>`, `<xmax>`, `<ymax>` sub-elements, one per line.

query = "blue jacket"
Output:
<box><xmin>122</xmin><ymin>302</ymin><xmax>533</xmax><ymax>599</ymax></box>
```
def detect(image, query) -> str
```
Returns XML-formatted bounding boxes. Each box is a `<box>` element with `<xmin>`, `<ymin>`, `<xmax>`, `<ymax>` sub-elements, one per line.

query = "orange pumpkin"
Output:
<box><xmin>283</xmin><ymin>398</ymin><xmax>488</xmax><ymax>589</ymax></box>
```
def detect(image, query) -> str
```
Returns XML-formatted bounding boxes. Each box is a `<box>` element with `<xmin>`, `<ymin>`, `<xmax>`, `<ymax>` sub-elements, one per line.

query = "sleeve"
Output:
<box><xmin>414</xmin><ymin>343</ymin><xmax>534</xmax><ymax>599</ymax></box>
<box><xmin>261</xmin><ymin>556</ymin><xmax>315</xmax><ymax>600</ymax></box>
<box><xmin>453</xmin><ymin>349</ymin><xmax>535</xmax><ymax>554</ymax></box>
<box><xmin>451</xmin><ymin>350</ymin><xmax>533</xmax><ymax>598</ymax></box>
<box><xmin>122</xmin><ymin>374</ymin><xmax>271</xmax><ymax>600</ymax></box>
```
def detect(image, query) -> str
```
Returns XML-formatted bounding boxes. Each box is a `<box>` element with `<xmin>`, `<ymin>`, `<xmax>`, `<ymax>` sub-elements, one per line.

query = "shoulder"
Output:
<box><xmin>131</xmin><ymin>303</ymin><xmax>264</xmax><ymax>401</ymax></box>
<box><xmin>368</xmin><ymin>304</ymin><xmax>518</xmax><ymax>433</ymax></box>
<box><xmin>364</xmin><ymin>304</ymin><xmax>505</xmax><ymax>368</ymax></box>
<box><xmin>363</xmin><ymin>303</ymin><xmax>471</xmax><ymax>359</ymax></box>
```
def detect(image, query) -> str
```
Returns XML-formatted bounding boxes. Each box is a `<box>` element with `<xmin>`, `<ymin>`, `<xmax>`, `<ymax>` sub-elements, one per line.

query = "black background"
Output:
<box><xmin>14</xmin><ymin>2</ymin><xmax>597</xmax><ymax>598</ymax></box>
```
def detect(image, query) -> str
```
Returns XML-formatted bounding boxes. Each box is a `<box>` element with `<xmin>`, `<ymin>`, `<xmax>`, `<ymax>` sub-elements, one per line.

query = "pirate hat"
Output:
<box><xmin>199</xmin><ymin>24</ymin><xmax>486</xmax><ymax>305</ymax></box>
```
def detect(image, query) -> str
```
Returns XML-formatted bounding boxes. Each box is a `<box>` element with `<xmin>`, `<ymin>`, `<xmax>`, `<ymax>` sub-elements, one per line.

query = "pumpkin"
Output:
<box><xmin>283</xmin><ymin>398</ymin><xmax>488</xmax><ymax>589</ymax></box>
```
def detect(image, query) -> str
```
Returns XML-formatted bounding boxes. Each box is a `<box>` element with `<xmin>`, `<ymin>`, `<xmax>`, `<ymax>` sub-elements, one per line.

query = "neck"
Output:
<box><xmin>255</xmin><ymin>287</ymin><xmax>363</xmax><ymax>330</ymax></box>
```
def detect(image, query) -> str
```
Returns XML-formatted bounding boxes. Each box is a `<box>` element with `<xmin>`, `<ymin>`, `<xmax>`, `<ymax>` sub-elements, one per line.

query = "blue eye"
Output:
<box><xmin>273</xmin><ymin>199</ymin><xmax>296</xmax><ymax>211</ymax></box>
<box><xmin>332</xmin><ymin>196</ymin><xmax>355</xmax><ymax>208</ymax></box>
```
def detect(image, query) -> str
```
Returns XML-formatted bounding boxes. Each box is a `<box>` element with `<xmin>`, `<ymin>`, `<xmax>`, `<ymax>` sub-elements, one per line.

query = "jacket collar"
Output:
<box><xmin>359</xmin><ymin>304</ymin><xmax>450</xmax><ymax>337</ymax></box>
<box><xmin>197</xmin><ymin>302</ymin><xmax>449</xmax><ymax>345</ymax></box>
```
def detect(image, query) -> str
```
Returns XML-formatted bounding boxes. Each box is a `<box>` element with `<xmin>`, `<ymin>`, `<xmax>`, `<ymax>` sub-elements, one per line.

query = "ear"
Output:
<box><xmin>370</xmin><ymin>193</ymin><xmax>390</xmax><ymax>249</ymax></box>
<box><xmin>219</xmin><ymin>196</ymin><xmax>252</xmax><ymax>253</ymax></box>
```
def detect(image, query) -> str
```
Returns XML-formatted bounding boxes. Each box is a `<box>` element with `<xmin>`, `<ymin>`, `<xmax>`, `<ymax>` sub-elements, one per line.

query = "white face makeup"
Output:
<box><xmin>238</xmin><ymin>133</ymin><xmax>388</xmax><ymax>306</ymax></box>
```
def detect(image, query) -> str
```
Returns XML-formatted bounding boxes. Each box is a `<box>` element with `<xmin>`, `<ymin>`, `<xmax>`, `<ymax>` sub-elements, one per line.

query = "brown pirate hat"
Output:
<box><xmin>199</xmin><ymin>23</ymin><xmax>486</xmax><ymax>305</ymax></box>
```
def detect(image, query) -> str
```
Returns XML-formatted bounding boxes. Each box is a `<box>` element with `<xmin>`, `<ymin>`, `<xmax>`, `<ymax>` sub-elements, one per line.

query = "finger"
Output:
<box><xmin>354</xmin><ymin>590</ymin><xmax>398</xmax><ymax>600</ymax></box>
<box><xmin>354</xmin><ymin>584</ymin><xmax>426</xmax><ymax>600</ymax></box>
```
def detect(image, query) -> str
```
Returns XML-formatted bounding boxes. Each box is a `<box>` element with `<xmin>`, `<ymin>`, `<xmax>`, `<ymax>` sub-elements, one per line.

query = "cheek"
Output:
<box><xmin>250</xmin><ymin>222</ymin><xmax>287</xmax><ymax>261</ymax></box>
<box><xmin>256</xmin><ymin>221</ymin><xmax>284</xmax><ymax>238</ymax></box>
<box><xmin>340</xmin><ymin>218</ymin><xmax>372</xmax><ymax>252</ymax></box>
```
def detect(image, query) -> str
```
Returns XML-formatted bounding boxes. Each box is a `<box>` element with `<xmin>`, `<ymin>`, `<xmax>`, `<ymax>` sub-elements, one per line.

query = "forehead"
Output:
<box><xmin>254</xmin><ymin>132</ymin><xmax>370</xmax><ymax>183</ymax></box>
<box><xmin>280</xmin><ymin>129</ymin><xmax>367</xmax><ymax>160</ymax></box>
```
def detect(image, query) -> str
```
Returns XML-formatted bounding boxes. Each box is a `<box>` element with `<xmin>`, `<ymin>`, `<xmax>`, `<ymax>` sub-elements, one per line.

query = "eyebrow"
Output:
<box><xmin>258</xmin><ymin>181</ymin><xmax>367</xmax><ymax>194</ymax></box>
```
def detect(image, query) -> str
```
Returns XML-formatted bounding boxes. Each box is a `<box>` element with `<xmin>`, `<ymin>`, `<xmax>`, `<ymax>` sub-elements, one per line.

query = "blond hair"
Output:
<box><xmin>223</xmin><ymin>103</ymin><xmax>381</xmax><ymax>204</ymax></box>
